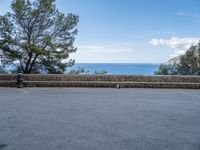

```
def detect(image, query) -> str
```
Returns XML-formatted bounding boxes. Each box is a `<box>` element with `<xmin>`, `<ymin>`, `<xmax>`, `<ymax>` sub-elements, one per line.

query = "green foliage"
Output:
<box><xmin>0</xmin><ymin>66</ymin><xmax>7</xmax><ymax>74</ymax></box>
<box><xmin>29</xmin><ymin>44</ymin><xmax>47</xmax><ymax>55</ymax></box>
<box><xmin>68</xmin><ymin>68</ymin><xmax>108</xmax><ymax>75</ymax></box>
<box><xmin>69</xmin><ymin>67</ymin><xmax>86</xmax><ymax>74</ymax></box>
<box><xmin>155</xmin><ymin>64</ymin><xmax>178</xmax><ymax>75</ymax></box>
<box><xmin>155</xmin><ymin>42</ymin><xmax>200</xmax><ymax>75</ymax></box>
<box><xmin>95</xmin><ymin>69</ymin><xmax>108</xmax><ymax>75</ymax></box>
<box><xmin>0</xmin><ymin>0</ymin><xmax>79</xmax><ymax>74</ymax></box>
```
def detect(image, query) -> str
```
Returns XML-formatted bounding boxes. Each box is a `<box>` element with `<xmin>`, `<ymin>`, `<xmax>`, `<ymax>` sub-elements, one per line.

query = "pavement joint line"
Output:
<box><xmin>45</xmin><ymin>88</ymin><xmax>66</xmax><ymax>92</ymax></box>
<box><xmin>17</xmin><ymin>89</ymin><xmax>29</xmax><ymax>94</ymax></box>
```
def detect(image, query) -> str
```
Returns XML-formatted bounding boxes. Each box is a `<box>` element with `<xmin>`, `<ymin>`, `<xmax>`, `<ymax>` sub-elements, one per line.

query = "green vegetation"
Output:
<box><xmin>155</xmin><ymin>41</ymin><xmax>200</xmax><ymax>75</ymax></box>
<box><xmin>69</xmin><ymin>68</ymin><xmax>87</xmax><ymax>75</ymax></box>
<box><xmin>0</xmin><ymin>0</ymin><xmax>79</xmax><ymax>74</ymax></box>
<box><xmin>95</xmin><ymin>69</ymin><xmax>108</xmax><ymax>75</ymax></box>
<box><xmin>0</xmin><ymin>67</ymin><xmax>7</xmax><ymax>74</ymax></box>
<box><xmin>68</xmin><ymin>68</ymin><xmax>107</xmax><ymax>75</ymax></box>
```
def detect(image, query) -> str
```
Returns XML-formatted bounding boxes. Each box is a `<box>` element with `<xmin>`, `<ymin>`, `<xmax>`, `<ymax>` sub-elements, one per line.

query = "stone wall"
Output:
<box><xmin>0</xmin><ymin>74</ymin><xmax>200</xmax><ymax>88</ymax></box>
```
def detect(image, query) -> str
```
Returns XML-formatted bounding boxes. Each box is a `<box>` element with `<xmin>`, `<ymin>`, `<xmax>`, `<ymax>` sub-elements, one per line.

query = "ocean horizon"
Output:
<box><xmin>68</xmin><ymin>63</ymin><xmax>161</xmax><ymax>75</ymax></box>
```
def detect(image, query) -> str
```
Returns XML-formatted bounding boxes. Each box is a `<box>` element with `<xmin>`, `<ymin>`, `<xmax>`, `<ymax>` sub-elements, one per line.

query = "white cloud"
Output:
<box><xmin>77</xmin><ymin>44</ymin><xmax>133</xmax><ymax>53</ymax></box>
<box><xmin>149</xmin><ymin>37</ymin><xmax>200</xmax><ymax>57</ymax></box>
<box><xmin>71</xmin><ymin>44</ymin><xmax>135</xmax><ymax>63</ymax></box>
<box><xmin>175</xmin><ymin>12</ymin><xmax>193</xmax><ymax>17</ymax></box>
<box><xmin>174</xmin><ymin>12</ymin><xmax>200</xmax><ymax>22</ymax></box>
<box><xmin>150</xmin><ymin>31</ymin><xmax>176</xmax><ymax>36</ymax></box>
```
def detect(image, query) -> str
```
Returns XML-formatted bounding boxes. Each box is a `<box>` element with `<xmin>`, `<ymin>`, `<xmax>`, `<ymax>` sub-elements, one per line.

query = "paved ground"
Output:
<box><xmin>0</xmin><ymin>88</ymin><xmax>200</xmax><ymax>150</ymax></box>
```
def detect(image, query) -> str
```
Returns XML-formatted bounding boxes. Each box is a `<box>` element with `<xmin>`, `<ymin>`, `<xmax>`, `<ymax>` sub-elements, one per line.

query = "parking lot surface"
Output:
<box><xmin>0</xmin><ymin>88</ymin><xmax>200</xmax><ymax>150</ymax></box>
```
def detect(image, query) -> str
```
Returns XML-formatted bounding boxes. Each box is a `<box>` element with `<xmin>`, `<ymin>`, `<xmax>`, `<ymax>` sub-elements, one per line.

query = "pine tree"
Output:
<box><xmin>0</xmin><ymin>0</ymin><xmax>79</xmax><ymax>74</ymax></box>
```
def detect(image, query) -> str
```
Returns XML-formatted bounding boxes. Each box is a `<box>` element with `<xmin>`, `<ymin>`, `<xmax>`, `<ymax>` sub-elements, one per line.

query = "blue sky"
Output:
<box><xmin>1</xmin><ymin>0</ymin><xmax>200</xmax><ymax>63</ymax></box>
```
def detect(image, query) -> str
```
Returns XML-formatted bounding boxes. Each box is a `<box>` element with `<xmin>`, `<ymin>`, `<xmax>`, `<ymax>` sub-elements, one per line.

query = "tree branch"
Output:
<box><xmin>28</xmin><ymin>54</ymin><xmax>38</xmax><ymax>73</ymax></box>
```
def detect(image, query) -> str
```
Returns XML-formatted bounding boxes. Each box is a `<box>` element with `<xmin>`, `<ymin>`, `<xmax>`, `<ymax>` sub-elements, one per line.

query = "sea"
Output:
<box><xmin>68</xmin><ymin>63</ymin><xmax>161</xmax><ymax>75</ymax></box>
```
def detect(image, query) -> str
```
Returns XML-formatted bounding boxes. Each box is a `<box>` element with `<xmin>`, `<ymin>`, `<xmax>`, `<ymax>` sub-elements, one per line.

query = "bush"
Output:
<box><xmin>155</xmin><ymin>42</ymin><xmax>200</xmax><ymax>75</ymax></box>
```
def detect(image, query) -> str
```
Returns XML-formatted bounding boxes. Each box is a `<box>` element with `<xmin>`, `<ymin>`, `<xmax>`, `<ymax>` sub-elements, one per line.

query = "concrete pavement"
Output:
<box><xmin>0</xmin><ymin>88</ymin><xmax>200</xmax><ymax>150</ymax></box>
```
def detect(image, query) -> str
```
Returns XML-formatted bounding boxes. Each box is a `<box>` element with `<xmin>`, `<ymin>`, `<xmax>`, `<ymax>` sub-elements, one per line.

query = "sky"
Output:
<box><xmin>0</xmin><ymin>0</ymin><xmax>200</xmax><ymax>63</ymax></box>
